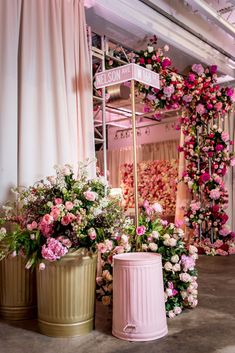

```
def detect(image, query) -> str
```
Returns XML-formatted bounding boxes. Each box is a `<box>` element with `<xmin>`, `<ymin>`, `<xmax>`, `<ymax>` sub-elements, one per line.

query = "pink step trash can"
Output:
<box><xmin>112</xmin><ymin>252</ymin><xmax>168</xmax><ymax>341</ymax></box>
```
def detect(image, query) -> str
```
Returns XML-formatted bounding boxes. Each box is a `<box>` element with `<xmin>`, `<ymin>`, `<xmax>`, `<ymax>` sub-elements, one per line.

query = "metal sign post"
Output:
<box><xmin>95</xmin><ymin>63</ymin><xmax>160</xmax><ymax>227</ymax></box>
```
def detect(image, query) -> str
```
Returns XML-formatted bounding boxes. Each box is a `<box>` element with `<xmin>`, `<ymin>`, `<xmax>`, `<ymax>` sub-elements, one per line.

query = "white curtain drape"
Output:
<box><xmin>0</xmin><ymin>0</ymin><xmax>95</xmax><ymax>204</ymax></box>
<box><xmin>0</xmin><ymin>0</ymin><xmax>20</xmax><ymax>203</ymax></box>
<box><xmin>18</xmin><ymin>0</ymin><xmax>95</xmax><ymax>186</ymax></box>
<box><xmin>97</xmin><ymin>140</ymin><xmax>179</xmax><ymax>187</ymax></box>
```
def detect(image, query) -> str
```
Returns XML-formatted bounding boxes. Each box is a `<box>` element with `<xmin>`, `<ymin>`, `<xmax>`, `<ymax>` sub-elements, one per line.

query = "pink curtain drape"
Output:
<box><xmin>0</xmin><ymin>0</ymin><xmax>95</xmax><ymax>204</ymax></box>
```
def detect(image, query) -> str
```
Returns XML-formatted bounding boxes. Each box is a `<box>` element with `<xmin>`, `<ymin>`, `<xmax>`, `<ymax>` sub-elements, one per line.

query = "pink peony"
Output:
<box><xmin>209</xmin><ymin>189</ymin><xmax>221</xmax><ymax>200</ymax></box>
<box><xmin>136</xmin><ymin>225</ymin><xmax>146</xmax><ymax>236</ymax></box>
<box><xmin>230</xmin><ymin>158</ymin><xmax>235</xmax><ymax>167</ymax></box>
<box><xmin>190</xmin><ymin>201</ymin><xmax>201</xmax><ymax>212</ymax></box>
<box><xmin>192</xmin><ymin>63</ymin><xmax>204</xmax><ymax>75</ymax></box>
<box><xmin>180</xmin><ymin>255</ymin><xmax>195</xmax><ymax>271</ymax></box>
<box><xmin>84</xmin><ymin>190</ymin><xmax>96</xmax><ymax>201</ymax></box>
<box><xmin>196</xmin><ymin>103</ymin><xmax>206</xmax><ymax>115</ymax></box>
<box><xmin>39</xmin><ymin>221</ymin><xmax>53</xmax><ymax>237</ymax></box>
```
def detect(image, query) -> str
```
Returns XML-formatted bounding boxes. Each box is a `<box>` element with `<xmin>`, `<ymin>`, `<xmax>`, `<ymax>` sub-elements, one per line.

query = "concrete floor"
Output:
<box><xmin>0</xmin><ymin>255</ymin><xmax>235</xmax><ymax>353</ymax></box>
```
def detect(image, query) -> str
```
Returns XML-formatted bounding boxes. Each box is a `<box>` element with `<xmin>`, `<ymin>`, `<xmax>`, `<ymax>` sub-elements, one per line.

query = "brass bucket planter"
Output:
<box><xmin>36</xmin><ymin>251</ymin><xmax>97</xmax><ymax>337</ymax></box>
<box><xmin>0</xmin><ymin>256</ymin><xmax>37</xmax><ymax>320</ymax></box>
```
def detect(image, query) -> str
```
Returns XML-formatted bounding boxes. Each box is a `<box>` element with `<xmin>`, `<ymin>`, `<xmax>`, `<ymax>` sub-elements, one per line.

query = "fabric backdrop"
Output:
<box><xmin>0</xmin><ymin>0</ymin><xmax>95</xmax><ymax>203</ymax></box>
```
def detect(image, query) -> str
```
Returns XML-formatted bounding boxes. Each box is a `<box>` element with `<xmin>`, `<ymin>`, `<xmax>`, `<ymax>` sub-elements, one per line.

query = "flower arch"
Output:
<box><xmin>136</xmin><ymin>39</ymin><xmax>235</xmax><ymax>254</ymax></box>
<box><xmin>108</xmin><ymin>37</ymin><xmax>235</xmax><ymax>254</ymax></box>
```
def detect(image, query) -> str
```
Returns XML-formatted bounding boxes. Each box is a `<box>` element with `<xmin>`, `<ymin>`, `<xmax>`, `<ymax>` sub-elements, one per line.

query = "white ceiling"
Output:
<box><xmin>85</xmin><ymin>0</ymin><xmax>235</xmax><ymax>79</ymax></box>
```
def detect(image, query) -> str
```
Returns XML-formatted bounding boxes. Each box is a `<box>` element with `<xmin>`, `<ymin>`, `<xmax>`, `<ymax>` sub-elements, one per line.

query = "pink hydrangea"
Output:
<box><xmin>180</xmin><ymin>255</ymin><xmax>195</xmax><ymax>271</ymax></box>
<box><xmin>41</xmin><ymin>237</ymin><xmax>68</xmax><ymax>261</ymax></box>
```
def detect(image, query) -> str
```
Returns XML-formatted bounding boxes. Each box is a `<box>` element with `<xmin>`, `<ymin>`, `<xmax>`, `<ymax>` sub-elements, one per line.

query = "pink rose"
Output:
<box><xmin>65</xmin><ymin>201</ymin><xmax>74</xmax><ymax>210</ymax></box>
<box><xmin>39</xmin><ymin>263</ymin><xmax>46</xmax><ymax>271</ymax></box>
<box><xmin>54</xmin><ymin>198</ymin><xmax>63</xmax><ymax>205</ymax></box>
<box><xmin>84</xmin><ymin>190</ymin><xmax>96</xmax><ymax>201</ymax></box>
<box><xmin>215</xmin><ymin>102</ymin><xmax>222</xmax><ymax>111</ymax></box>
<box><xmin>136</xmin><ymin>225</ymin><xmax>146</xmax><ymax>236</ymax></box>
<box><xmin>200</xmin><ymin>172</ymin><xmax>210</xmax><ymax>183</ymax></box>
<box><xmin>61</xmin><ymin>215</ymin><xmax>71</xmax><ymax>226</ymax></box>
<box><xmin>27</xmin><ymin>221</ymin><xmax>38</xmax><ymax>231</ymax></box>
<box><xmin>42</xmin><ymin>214</ymin><xmax>53</xmax><ymax>224</ymax></box>
<box><xmin>50</xmin><ymin>207</ymin><xmax>60</xmax><ymax>221</ymax></box>
<box><xmin>97</xmin><ymin>242</ymin><xmax>107</xmax><ymax>253</ymax></box>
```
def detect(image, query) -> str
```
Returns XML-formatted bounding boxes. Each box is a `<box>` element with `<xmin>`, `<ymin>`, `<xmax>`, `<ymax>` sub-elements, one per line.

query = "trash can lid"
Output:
<box><xmin>113</xmin><ymin>252</ymin><xmax>161</xmax><ymax>265</ymax></box>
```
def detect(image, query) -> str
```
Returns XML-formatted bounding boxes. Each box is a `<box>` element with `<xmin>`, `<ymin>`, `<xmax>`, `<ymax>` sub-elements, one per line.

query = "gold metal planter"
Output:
<box><xmin>0</xmin><ymin>256</ymin><xmax>37</xmax><ymax>320</ymax></box>
<box><xmin>36</xmin><ymin>251</ymin><xmax>97</xmax><ymax>337</ymax></box>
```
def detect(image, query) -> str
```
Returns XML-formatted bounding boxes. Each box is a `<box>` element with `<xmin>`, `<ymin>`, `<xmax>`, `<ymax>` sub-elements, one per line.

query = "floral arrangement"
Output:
<box><xmin>121</xmin><ymin>159</ymin><xmax>178</xmax><ymax>216</ymax></box>
<box><xmin>178</xmin><ymin>64</ymin><xmax>235</xmax><ymax>247</ymax></box>
<box><xmin>96</xmin><ymin>201</ymin><xmax>198</xmax><ymax>317</ymax></box>
<box><xmin>136</xmin><ymin>36</ymin><xmax>184</xmax><ymax>113</ymax></box>
<box><xmin>0</xmin><ymin>163</ymin><xmax>126</xmax><ymax>269</ymax></box>
<box><xmin>125</xmin><ymin>36</ymin><xmax>235</xmax><ymax>250</ymax></box>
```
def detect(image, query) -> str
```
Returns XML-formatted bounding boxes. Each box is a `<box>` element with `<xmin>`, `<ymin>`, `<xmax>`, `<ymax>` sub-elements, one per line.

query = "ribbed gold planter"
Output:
<box><xmin>0</xmin><ymin>256</ymin><xmax>37</xmax><ymax>320</ymax></box>
<box><xmin>36</xmin><ymin>251</ymin><xmax>97</xmax><ymax>337</ymax></box>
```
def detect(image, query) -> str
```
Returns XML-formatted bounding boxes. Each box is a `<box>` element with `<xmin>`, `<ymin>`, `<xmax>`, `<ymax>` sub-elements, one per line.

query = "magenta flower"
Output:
<box><xmin>162</xmin><ymin>58</ymin><xmax>171</xmax><ymax>69</ymax></box>
<box><xmin>215</xmin><ymin>144</ymin><xmax>224</xmax><ymax>152</ymax></box>
<box><xmin>136</xmin><ymin>225</ymin><xmax>146</xmax><ymax>236</ymax></box>
<box><xmin>226</xmin><ymin>87</ymin><xmax>234</xmax><ymax>97</ymax></box>
<box><xmin>210</xmin><ymin>65</ymin><xmax>217</xmax><ymax>74</ymax></box>
<box><xmin>188</xmin><ymin>73</ymin><xmax>195</xmax><ymax>82</ymax></box>
<box><xmin>139</xmin><ymin>58</ymin><xmax>145</xmax><ymax>65</ymax></box>
<box><xmin>200</xmin><ymin>172</ymin><xmax>210</xmax><ymax>183</ymax></box>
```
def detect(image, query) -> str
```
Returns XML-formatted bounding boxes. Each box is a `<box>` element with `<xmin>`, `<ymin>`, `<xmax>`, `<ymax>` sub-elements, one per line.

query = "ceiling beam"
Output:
<box><xmin>187</xmin><ymin>0</ymin><xmax>235</xmax><ymax>38</ymax></box>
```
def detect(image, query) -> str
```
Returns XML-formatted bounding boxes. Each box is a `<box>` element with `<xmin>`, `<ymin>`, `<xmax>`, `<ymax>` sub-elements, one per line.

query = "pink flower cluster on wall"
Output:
<box><xmin>121</xmin><ymin>160</ymin><xmax>178</xmax><ymax>215</ymax></box>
